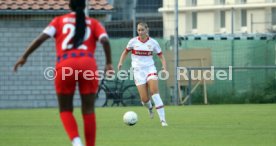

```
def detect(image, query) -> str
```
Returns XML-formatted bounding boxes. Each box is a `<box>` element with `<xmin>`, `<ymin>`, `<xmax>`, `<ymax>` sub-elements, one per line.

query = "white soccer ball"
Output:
<box><xmin>123</xmin><ymin>111</ymin><xmax>138</xmax><ymax>126</ymax></box>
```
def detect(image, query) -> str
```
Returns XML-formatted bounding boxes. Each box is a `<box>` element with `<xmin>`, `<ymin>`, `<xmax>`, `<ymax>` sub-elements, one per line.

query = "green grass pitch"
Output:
<box><xmin>0</xmin><ymin>104</ymin><xmax>275</xmax><ymax>146</ymax></box>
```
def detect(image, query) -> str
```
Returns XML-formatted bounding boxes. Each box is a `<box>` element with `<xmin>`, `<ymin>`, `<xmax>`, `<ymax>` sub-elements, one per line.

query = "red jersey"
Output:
<box><xmin>43</xmin><ymin>12</ymin><xmax>107</xmax><ymax>60</ymax></box>
<box><xmin>42</xmin><ymin>12</ymin><xmax>107</xmax><ymax>94</ymax></box>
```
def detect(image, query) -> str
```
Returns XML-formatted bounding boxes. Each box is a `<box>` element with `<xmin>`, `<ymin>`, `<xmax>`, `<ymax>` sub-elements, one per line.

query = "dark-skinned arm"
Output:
<box><xmin>14</xmin><ymin>33</ymin><xmax>50</xmax><ymax>72</ymax></box>
<box><xmin>100</xmin><ymin>37</ymin><xmax>114</xmax><ymax>72</ymax></box>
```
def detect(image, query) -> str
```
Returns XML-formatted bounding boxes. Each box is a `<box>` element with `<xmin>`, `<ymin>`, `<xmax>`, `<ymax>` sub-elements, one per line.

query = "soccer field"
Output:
<box><xmin>0</xmin><ymin>104</ymin><xmax>275</xmax><ymax>146</ymax></box>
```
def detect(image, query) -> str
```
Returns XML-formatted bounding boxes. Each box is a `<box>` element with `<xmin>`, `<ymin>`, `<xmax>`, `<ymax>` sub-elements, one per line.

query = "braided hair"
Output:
<box><xmin>69</xmin><ymin>0</ymin><xmax>86</xmax><ymax>48</ymax></box>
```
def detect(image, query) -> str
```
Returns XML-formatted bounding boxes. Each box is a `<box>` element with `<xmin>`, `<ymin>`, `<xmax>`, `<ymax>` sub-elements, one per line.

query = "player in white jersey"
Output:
<box><xmin>118</xmin><ymin>22</ymin><xmax>168</xmax><ymax>126</ymax></box>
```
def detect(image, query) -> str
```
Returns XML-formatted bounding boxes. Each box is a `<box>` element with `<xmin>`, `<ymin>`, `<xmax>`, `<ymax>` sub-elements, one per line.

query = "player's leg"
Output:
<box><xmin>137</xmin><ymin>84</ymin><xmax>154</xmax><ymax>119</ymax></box>
<box><xmin>80</xmin><ymin>93</ymin><xmax>96</xmax><ymax>146</ymax></box>
<box><xmin>55</xmin><ymin>64</ymin><xmax>83</xmax><ymax>146</ymax></box>
<box><xmin>77</xmin><ymin>59</ymin><xmax>98</xmax><ymax>146</ymax></box>
<box><xmin>57</xmin><ymin>94</ymin><xmax>83</xmax><ymax>146</ymax></box>
<box><xmin>147</xmin><ymin>79</ymin><xmax>168</xmax><ymax>126</ymax></box>
<box><xmin>133</xmin><ymin>67</ymin><xmax>153</xmax><ymax>118</ymax></box>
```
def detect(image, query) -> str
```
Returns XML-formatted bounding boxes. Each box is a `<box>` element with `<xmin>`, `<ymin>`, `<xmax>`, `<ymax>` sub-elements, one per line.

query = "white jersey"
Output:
<box><xmin>126</xmin><ymin>37</ymin><xmax>162</xmax><ymax>68</ymax></box>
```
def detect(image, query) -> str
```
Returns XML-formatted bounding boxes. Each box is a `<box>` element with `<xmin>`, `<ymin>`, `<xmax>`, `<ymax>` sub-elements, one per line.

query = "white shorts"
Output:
<box><xmin>133</xmin><ymin>65</ymin><xmax>158</xmax><ymax>86</ymax></box>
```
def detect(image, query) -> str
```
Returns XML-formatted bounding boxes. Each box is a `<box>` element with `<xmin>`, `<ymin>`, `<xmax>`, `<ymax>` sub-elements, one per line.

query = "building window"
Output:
<box><xmin>192</xmin><ymin>0</ymin><xmax>197</xmax><ymax>6</ymax></box>
<box><xmin>272</xmin><ymin>8</ymin><xmax>276</xmax><ymax>25</ymax></box>
<box><xmin>192</xmin><ymin>12</ymin><xmax>197</xmax><ymax>29</ymax></box>
<box><xmin>220</xmin><ymin>11</ymin><xmax>226</xmax><ymax>28</ymax></box>
<box><xmin>241</xmin><ymin>0</ymin><xmax>247</xmax><ymax>4</ymax></box>
<box><xmin>220</xmin><ymin>0</ymin><xmax>226</xmax><ymax>5</ymax></box>
<box><xmin>136</xmin><ymin>0</ymin><xmax>162</xmax><ymax>13</ymax></box>
<box><xmin>241</xmin><ymin>10</ymin><xmax>247</xmax><ymax>27</ymax></box>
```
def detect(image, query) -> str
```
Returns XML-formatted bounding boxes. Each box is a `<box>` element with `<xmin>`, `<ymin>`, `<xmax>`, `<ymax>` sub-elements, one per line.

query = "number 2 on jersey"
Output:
<box><xmin>62</xmin><ymin>23</ymin><xmax>91</xmax><ymax>50</ymax></box>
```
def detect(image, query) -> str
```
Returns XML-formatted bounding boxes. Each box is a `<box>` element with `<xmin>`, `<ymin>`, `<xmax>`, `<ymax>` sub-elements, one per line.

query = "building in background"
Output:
<box><xmin>159</xmin><ymin>0</ymin><xmax>276</xmax><ymax>38</ymax></box>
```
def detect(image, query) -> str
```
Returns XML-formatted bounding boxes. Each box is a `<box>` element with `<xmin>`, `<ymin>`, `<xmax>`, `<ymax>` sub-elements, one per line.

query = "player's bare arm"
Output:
<box><xmin>100</xmin><ymin>36</ymin><xmax>114</xmax><ymax>73</ymax></box>
<box><xmin>13</xmin><ymin>33</ymin><xmax>50</xmax><ymax>72</ymax></box>
<box><xmin>158</xmin><ymin>54</ymin><xmax>167</xmax><ymax>71</ymax></box>
<box><xmin>117</xmin><ymin>49</ymin><xmax>129</xmax><ymax>70</ymax></box>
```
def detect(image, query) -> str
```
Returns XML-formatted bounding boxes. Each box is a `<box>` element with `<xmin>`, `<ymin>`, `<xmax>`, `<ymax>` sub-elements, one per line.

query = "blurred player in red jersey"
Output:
<box><xmin>117</xmin><ymin>22</ymin><xmax>168</xmax><ymax>127</ymax></box>
<box><xmin>13</xmin><ymin>0</ymin><xmax>114</xmax><ymax>146</ymax></box>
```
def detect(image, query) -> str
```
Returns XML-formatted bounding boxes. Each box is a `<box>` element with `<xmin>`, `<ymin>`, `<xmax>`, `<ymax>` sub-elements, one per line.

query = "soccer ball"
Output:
<box><xmin>123</xmin><ymin>111</ymin><xmax>138</xmax><ymax>126</ymax></box>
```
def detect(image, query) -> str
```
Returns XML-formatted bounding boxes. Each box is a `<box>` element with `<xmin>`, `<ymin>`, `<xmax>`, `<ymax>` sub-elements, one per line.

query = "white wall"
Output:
<box><xmin>198</xmin><ymin>11</ymin><xmax>215</xmax><ymax>34</ymax></box>
<box><xmin>198</xmin><ymin>0</ymin><xmax>215</xmax><ymax>5</ymax></box>
<box><xmin>248</xmin><ymin>9</ymin><xmax>267</xmax><ymax>33</ymax></box>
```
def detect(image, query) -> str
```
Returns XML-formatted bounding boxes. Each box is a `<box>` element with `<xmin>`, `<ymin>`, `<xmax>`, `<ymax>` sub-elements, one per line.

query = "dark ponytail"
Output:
<box><xmin>69</xmin><ymin>0</ymin><xmax>86</xmax><ymax>48</ymax></box>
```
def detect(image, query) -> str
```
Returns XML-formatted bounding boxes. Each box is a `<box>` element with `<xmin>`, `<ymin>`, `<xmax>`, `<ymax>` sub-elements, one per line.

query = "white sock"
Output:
<box><xmin>152</xmin><ymin>93</ymin><xmax>166</xmax><ymax>122</ymax></box>
<box><xmin>142</xmin><ymin>100</ymin><xmax>153</xmax><ymax>110</ymax></box>
<box><xmin>72</xmin><ymin>137</ymin><xmax>83</xmax><ymax>146</ymax></box>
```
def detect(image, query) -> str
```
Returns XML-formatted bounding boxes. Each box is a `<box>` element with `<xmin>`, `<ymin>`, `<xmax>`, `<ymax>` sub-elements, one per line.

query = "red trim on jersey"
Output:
<box><xmin>147</xmin><ymin>73</ymin><xmax>157</xmax><ymax>78</ymax></box>
<box><xmin>125</xmin><ymin>48</ymin><xmax>131</xmax><ymax>52</ymax></box>
<box><xmin>132</xmin><ymin>50</ymin><xmax>153</xmax><ymax>56</ymax></box>
<box><xmin>156</xmin><ymin>105</ymin><xmax>164</xmax><ymax>109</ymax></box>
<box><xmin>138</xmin><ymin>36</ymin><xmax>149</xmax><ymax>43</ymax></box>
<box><xmin>157</xmin><ymin>52</ymin><xmax>163</xmax><ymax>56</ymax></box>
